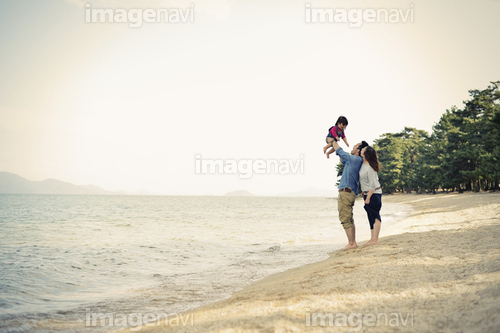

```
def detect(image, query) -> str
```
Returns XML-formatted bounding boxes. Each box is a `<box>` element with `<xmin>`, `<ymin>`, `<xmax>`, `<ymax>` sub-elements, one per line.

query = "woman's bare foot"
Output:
<box><xmin>343</xmin><ymin>243</ymin><xmax>358</xmax><ymax>249</ymax></box>
<box><xmin>363</xmin><ymin>240</ymin><xmax>378</xmax><ymax>246</ymax></box>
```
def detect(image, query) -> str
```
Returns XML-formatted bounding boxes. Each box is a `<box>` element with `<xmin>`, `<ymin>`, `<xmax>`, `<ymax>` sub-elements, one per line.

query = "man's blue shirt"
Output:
<box><xmin>335</xmin><ymin>147</ymin><xmax>363</xmax><ymax>195</ymax></box>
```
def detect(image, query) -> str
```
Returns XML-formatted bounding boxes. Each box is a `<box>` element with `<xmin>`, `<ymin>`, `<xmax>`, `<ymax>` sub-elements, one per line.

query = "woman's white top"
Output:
<box><xmin>359</xmin><ymin>163</ymin><xmax>383</xmax><ymax>193</ymax></box>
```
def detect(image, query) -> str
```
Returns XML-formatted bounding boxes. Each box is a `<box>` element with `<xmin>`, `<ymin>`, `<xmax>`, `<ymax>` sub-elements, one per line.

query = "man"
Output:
<box><xmin>331</xmin><ymin>140</ymin><xmax>369</xmax><ymax>249</ymax></box>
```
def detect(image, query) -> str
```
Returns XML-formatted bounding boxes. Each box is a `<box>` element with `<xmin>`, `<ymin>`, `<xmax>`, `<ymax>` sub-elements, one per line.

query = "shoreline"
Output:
<box><xmin>1</xmin><ymin>196</ymin><xmax>412</xmax><ymax>333</ymax></box>
<box><xmin>134</xmin><ymin>192</ymin><xmax>500</xmax><ymax>332</ymax></box>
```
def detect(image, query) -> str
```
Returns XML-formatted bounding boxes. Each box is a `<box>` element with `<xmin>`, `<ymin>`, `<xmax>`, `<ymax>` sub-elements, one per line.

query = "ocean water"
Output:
<box><xmin>0</xmin><ymin>194</ymin><xmax>411</xmax><ymax>332</ymax></box>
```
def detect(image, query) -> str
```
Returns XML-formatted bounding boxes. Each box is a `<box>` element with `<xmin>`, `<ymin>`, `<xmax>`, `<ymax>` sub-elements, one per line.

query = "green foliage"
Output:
<box><xmin>371</xmin><ymin>81</ymin><xmax>500</xmax><ymax>193</ymax></box>
<box><xmin>374</xmin><ymin>128</ymin><xmax>429</xmax><ymax>193</ymax></box>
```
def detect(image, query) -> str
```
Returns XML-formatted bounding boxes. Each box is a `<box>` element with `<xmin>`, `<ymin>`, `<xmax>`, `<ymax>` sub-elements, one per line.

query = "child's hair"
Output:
<box><xmin>364</xmin><ymin>146</ymin><xmax>381</xmax><ymax>172</ymax></box>
<box><xmin>336</xmin><ymin>116</ymin><xmax>348</xmax><ymax>127</ymax></box>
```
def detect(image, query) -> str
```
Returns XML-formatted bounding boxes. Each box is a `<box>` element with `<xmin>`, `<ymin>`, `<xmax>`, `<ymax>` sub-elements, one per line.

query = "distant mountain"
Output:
<box><xmin>222</xmin><ymin>188</ymin><xmax>336</xmax><ymax>197</ymax></box>
<box><xmin>0</xmin><ymin>172</ymin><xmax>114</xmax><ymax>195</ymax></box>
<box><xmin>81</xmin><ymin>184</ymin><xmax>115</xmax><ymax>195</ymax></box>
<box><xmin>224</xmin><ymin>190</ymin><xmax>255</xmax><ymax>197</ymax></box>
<box><xmin>277</xmin><ymin>187</ymin><xmax>336</xmax><ymax>197</ymax></box>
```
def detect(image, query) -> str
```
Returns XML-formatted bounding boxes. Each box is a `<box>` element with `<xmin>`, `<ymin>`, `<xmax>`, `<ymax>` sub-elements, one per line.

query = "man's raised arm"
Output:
<box><xmin>334</xmin><ymin>141</ymin><xmax>354</xmax><ymax>162</ymax></box>
<box><xmin>331</xmin><ymin>140</ymin><xmax>340</xmax><ymax>151</ymax></box>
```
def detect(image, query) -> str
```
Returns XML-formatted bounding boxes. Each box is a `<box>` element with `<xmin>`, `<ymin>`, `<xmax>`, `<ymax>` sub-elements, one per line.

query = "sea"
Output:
<box><xmin>0</xmin><ymin>194</ymin><xmax>411</xmax><ymax>332</ymax></box>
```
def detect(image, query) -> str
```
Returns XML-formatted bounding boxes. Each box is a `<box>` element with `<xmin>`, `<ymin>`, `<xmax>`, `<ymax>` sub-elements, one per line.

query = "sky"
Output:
<box><xmin>0</xmin><ymin>0</ymin><xmax>499</xmax><ymax>196</ymax></box>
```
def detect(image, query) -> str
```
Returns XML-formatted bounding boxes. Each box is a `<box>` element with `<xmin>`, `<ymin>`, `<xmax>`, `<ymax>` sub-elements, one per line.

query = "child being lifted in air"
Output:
<box><xmin>323</xmin><ymin>116</ymin><xmax>349</xmax><ymax>159</ymax></box>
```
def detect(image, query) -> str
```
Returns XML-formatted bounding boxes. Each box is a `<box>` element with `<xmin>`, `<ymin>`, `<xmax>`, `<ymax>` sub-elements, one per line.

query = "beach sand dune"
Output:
<box><xmin>138</xmin><ymin>193</ymin><xmax>500</xmax><ymax>333</ymax></box>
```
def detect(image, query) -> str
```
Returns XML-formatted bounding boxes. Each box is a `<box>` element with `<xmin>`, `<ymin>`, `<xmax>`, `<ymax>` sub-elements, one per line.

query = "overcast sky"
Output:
<box><xmin>1</xmin><ymin>0</ymin><xmax>499</xmax><ymax>195</ymax></box>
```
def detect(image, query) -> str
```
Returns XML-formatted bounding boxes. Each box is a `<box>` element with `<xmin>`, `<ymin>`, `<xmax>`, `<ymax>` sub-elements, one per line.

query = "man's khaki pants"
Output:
<box><xmin>338</xmin><ymin>190</ymin><xmax>356</xmax><ymax>229</ymax></box>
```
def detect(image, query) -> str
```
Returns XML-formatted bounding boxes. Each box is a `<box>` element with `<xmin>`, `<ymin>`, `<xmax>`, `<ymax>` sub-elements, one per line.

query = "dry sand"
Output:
<box><xmin>135</xmin><ymin>192</ymin><xmax>500</xmax><ymax>332</ymax></box>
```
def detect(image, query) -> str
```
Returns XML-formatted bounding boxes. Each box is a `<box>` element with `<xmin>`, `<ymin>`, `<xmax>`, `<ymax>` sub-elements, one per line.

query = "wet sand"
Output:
<box><xmin>135</xmin><ymin>192</ymin><xmax>500</xmax><ymax>332</ymax></box>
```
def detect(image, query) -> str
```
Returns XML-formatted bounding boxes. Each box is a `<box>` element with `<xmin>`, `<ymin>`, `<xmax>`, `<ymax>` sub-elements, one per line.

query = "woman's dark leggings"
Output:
<box><xmin>363</xmin><ymin>193</ymin><xmax>382</xmax><ymax>230</ymax></box>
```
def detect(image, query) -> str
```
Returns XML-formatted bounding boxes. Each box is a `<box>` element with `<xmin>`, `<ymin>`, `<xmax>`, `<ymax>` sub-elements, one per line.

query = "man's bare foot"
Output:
<box><xmin>363</xmin><ymin>241</ymin><xmax>378</xmax><ymax>247</ymax></box>
<box><xmin>343</xmin><ymin>243</ymin><xmax>358</xmax><ymax>249</ymax></box>
<box><xmin>323</xmin><ymin>146</ymin><xmax>328</xmax><ymax>154</ymax></box>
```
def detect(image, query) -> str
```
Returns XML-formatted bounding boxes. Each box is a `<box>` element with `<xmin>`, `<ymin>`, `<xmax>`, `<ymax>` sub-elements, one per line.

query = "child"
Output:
<box><xmin>323</xmin><ymin>116</ymin><xmax>349</xmax><ymax>159</ymax></box>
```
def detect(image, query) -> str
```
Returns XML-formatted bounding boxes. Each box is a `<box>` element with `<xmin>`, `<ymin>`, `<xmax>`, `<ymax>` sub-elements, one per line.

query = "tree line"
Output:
<box><xmin>337</xmin><ymin>81</ymin><xmax>500</xmax><ymax>194</ymax></box>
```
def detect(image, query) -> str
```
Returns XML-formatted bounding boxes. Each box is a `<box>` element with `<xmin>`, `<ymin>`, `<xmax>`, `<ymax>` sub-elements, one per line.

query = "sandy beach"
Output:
<box><xmin>133</xmin><ymin>192</ymin><xmax>500</xmax><ymax>332</ymax></box>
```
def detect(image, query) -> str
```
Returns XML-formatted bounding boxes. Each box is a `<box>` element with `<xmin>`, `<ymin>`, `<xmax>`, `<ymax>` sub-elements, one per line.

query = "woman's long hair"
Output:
<box><xmin>364</xmin><ymin>146</ymin><xmax>381</xmax><ymax>172</ymax></box>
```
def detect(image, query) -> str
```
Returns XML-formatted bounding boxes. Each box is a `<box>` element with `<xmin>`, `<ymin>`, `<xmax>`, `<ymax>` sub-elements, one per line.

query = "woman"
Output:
<box><xmin>360</xmin><ymin>146</ymin><xmax>382</xmax><ymax>246</ymax></box>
